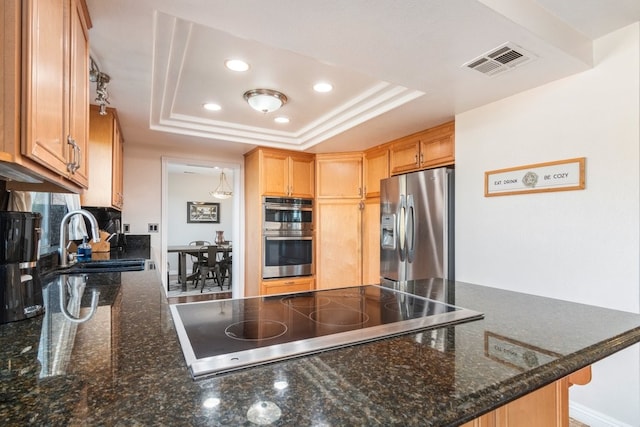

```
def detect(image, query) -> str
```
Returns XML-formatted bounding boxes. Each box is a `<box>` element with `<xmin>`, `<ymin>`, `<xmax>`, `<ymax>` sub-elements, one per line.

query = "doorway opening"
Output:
<box><xmin>160</xmin><ymin>157</ymin><xmax>243</xmax><ymax>299</ymax></box>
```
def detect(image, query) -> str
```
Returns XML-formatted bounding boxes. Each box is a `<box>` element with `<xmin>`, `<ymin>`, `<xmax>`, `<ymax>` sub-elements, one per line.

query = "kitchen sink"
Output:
<box><xmin>59</xmin><ymin>258</ymin><xmax>146</xmax><ymax>273</ymax></box>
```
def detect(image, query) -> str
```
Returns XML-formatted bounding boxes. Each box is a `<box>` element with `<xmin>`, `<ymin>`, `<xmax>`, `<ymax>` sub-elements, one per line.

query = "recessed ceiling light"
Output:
<box><xmin>274</xmin><ymin>116</ymin><xmax>290</xmax><ymax>124</ymax></box>
<box><xmin>225</xmin><ymin>59</ymin><xmax>249</xmax><ymax>72</ymax></box>
<box><xmin>313</xmin><ymin>82</ymin><xmax>333</xmax><ymax>93</ymax></box>
<box><xmin>203</xmin><ymin>103</ymin><xmax>221</xmax><ymax>111</ymax></box>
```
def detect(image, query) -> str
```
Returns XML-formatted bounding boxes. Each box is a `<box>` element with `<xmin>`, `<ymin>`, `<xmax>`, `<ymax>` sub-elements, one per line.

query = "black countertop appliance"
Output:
<box><xmin>0</xmin><ymin>211</ymin><xmax>44</xmax><ymax>324</ymax></box>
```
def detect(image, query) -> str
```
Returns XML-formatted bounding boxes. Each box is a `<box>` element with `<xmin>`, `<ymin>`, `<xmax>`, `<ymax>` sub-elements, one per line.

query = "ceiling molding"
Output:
<box><xmin>149</xmin><ymin>11</ymin><xmax>424</xmax><ymax>149</ymax></box>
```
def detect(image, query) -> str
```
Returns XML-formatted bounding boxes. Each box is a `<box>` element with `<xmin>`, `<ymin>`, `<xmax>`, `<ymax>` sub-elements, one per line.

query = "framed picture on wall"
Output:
<box><xmin>187</xmin><ymin>202</ymin><xmax>220</xmax><ymax>223</ymax></box>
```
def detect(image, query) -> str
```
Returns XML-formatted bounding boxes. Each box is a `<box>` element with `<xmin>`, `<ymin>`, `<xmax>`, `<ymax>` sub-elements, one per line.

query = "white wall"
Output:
<box><xmin>455</xmin><ymin>23</ymin><xmax>639</xmax><ymax>426</ymax></box>
<box><xmin>167</xmin><ymin>171</ymin><xmax>234</xmax><ymax>275</ymax></box>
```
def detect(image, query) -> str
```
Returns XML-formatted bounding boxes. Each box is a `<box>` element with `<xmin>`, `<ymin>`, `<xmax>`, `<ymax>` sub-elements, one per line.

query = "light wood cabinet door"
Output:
<box><xmin>390</xmin><ymin>121</ymin><xmax>455</xmax><ymax>174</ymax></box>
<box><xmin>261</xmin><ymin>277</ymin><xmax>314</xmax><ymax>295</ymax></box>
<box><xmin>81</xmin><ymin>106</ymin><xmax>124</xmax><ymax>210</ymax></box>
<box><xmin>260</xmin><ymin>150</ymin><xmax>314</xmax><ymax>198</ymax></box>
<box><xmin>22</xmin><ymin>0</ymin><xmax>68</xmax><ymax>176</ymax></box>
<box><xmin>362</xmin><ymin>198</ymin><xmax>381</xmax><ymax>285</ymax></box>
<box><xmin>316</xmin><ymin>153</ymin><xmax>363</xmax><ymax>199</ymax></box>
<box><xmin>261</xmin><ymin>151</ymin><xmax>289</xmax><ymax>196</ymax></box>
<box><xmin>316</xmin><ymin>199</ymin><xmax>362</xmax><ymax>289</ymax></box>
<box><xmin>364</xmin><ymin>147</ymin><xmax>389</xmax><ymax>198</ymax></box>
<box><xmin>66</xmin><ymin>0</ymin><xmax>90</xmax><ymax>187</ymax></box>
<box><xmin>21</xmin><ymin>0</ymin><xmax>90</xmax><ymax>188</ymax></box>
<box><xmin>460</xmin><ymin>368</ymin><xmax>594</xmax><ymax>427</ymax></box>
<box><xmin>111</xmin><ymin>119</ymin><xmax>124</xmax><ymax>209</ymax></box>
<box><xmin>494</xmin><ymin>379</ymin><xmax>568</xmax><ymax>427</ymax></box>
<box><xmin>389</xmin><ymin>136</ymin><xmax>421</xmax><ymax>175</ymax></box>
<box><xmin>420</xmin><ymin>121</ymin><xmax>455</xmax><ymax>169</ymax></box>
<box><xmin>288</xmin><ymin>153</ymin><xmax>314</xmax><ymax>198</ymax></box>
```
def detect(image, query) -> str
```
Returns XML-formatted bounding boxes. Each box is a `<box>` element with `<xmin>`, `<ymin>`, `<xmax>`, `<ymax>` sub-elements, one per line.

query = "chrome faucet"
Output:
<box><xmin>59</xmin><ymin>209</ymin><xmax>101</xmax><ymax>267</ymax></box>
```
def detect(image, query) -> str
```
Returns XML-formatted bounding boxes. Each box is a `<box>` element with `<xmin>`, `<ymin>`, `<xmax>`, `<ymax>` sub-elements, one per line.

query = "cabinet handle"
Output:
<box><xmin>66</xmin><ymin>136</ymin><xmax>79</xmax><ymax>173</ymax></box>
<box><xmin>284</xmin><ymin>281</ymin><xmax>294</xmax><ymax>285</ymax></box>
<box><xmin>419</xmin><ymin>152</ymin><xmax>424</xmax><ymax>164</ymax></box>
<box><xmin>414</xmin><ymin>153</ymin><xmax>419</xmax><ymax>166</ymax></box>
<box><xmin>75</xmin><ymin>142</ymin><xmax>82</xmax><ymax>171</ymax></box>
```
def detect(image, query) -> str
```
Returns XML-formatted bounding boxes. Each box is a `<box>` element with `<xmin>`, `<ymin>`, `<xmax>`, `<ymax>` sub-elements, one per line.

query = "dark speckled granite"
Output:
<box><xmin>1</xmin><ymin>273</ymin><xmax>639</xmax><ymax>426</ymax></box>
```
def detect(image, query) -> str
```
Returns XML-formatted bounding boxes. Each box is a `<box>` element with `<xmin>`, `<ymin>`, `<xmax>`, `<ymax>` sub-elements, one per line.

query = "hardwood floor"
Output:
<box><xmin>166</xmin><ymin>274</ymin><xmax>231</xmax><ymax>303</ymax></box>
<box><xmin>167</xmin><ymin>291</ymin><xmax>232</xmax><ymax>305</ymax></box>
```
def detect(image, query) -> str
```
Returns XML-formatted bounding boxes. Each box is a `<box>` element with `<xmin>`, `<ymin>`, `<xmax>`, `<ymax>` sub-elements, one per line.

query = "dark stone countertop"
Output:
<box><xmin>1</xmin><ymin>271</ymin><xmax>639</xmax><ymax>426</ymax></box>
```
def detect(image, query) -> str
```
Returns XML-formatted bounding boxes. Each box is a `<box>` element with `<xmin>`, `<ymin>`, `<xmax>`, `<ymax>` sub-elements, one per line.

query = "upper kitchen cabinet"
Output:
<box><xmin>0</xmin><ymin>0</ymin><xmax>91</xmax><ymax>192</ymax></box>
<box><xmin>80</xmin><ymin>106</ymin><xmax>124</xmax><ymax>210</ymax></box>
<box><xmin>316</xmin><ymin>153</ymin><xmax>363</xmax><ymax>199</ymax></box>
<box><xmin>389</xmin><ymin>121</ymin><xmax>455</xmax><ymax>175</ymax></box>
<box><xmin>363</xmin><ymin>145</ymin><xmax>389</xmax><ymax>198</ymax></box>
<box><xmin>247</xmin><ymin>148</ymin><xmax>314</xmax><ymax>198</ymax></box>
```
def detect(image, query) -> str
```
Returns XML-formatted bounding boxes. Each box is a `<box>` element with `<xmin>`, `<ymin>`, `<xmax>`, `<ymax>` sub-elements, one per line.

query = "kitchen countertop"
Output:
<box><xmin>1</xmin><ymin>269</ymin><xmax>639</xmax><ymax>426</ymax></box>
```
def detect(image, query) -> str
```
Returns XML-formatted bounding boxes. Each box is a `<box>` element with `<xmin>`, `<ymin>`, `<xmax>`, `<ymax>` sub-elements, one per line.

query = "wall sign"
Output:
<box><xmin>485</xmin><ymin>157</ymin><xmax>585</xmax><ymax>197</ymax></box>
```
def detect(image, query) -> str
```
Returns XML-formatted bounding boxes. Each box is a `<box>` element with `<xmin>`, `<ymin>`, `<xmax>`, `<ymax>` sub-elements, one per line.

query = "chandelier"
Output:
<box><xmin>210</xmin><ymin>170</ymin><xmax>233</xmax><ymax>199</ymax></box>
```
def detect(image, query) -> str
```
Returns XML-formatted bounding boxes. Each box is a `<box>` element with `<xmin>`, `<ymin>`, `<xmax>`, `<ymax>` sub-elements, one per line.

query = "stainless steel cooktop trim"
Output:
<box><xmin>170</xmin><ymin>285</ymin><xmax>483</xmax><ymax>379</ymax></box>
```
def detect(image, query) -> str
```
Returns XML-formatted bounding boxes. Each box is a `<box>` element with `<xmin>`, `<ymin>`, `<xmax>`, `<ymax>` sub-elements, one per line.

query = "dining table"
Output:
<box><xmin>168</xmin><ymin>244</ymin><xmax>232</xmax><ymax>292</ymax></box>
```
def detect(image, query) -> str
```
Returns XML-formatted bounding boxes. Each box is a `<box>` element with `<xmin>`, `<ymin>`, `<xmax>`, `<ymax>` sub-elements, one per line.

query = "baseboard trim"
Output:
<box><xmin>570</xmin><ymin>401</ymin><xmax>634</xmax><ymax>427</ymax></box>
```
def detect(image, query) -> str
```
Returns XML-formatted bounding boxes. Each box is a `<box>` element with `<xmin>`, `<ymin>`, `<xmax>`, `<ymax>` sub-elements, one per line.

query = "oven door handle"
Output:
<box><xmin>264</xmin><ymin>235</ymin><xmax>313</xmax><ymax>241</ymax></box>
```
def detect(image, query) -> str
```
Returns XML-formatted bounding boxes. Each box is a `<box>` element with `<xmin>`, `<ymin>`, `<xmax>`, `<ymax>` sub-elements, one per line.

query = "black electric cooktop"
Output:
<box><xmin>170</xmin><ymin>285</ymin><xmax>483</xmax><ymax>378</ymax></box>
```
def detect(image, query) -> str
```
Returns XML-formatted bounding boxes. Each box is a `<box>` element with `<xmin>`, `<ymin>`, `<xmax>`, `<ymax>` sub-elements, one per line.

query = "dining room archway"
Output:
<box><xmin>160</xmin><ymin>157</ymin><xmax>243</xmax><ymax>298</ymax></box>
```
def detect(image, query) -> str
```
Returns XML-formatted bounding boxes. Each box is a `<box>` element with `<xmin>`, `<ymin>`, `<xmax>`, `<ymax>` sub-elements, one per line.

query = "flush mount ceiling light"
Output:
<box><xmin>210</xmin><ymin>170</ymin><xmax>233</xmax><ymax>199</ymax></box>
<box><xmin>243</xmin><ymin>89</ymin><xmax>288</xmax><ymax>113</ymax></box>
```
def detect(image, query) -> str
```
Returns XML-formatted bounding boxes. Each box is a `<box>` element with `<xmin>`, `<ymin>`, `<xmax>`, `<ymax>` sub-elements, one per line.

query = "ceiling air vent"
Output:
<box><xmin>463</xmin><ymin>43</ymin><xmax>535</xmax><ymax>77</ymax></box>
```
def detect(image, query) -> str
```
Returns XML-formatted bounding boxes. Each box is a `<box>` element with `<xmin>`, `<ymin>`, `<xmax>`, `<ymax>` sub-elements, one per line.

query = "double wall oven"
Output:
<box><xmin>262</xmin><ymin>197</ymin><xmax>314</xmax><ymax>279</ymax></box>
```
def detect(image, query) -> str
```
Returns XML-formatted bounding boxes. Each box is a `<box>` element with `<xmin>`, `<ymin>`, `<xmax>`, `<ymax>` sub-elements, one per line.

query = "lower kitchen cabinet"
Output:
<box><xmin>461</xmin><ymin>367</ymin><xmax>591</xmax><ymax>427</ymax></box>
<box><xmin>260</xmin><ymin>277</ymin><xmax>314</xmax><ymax>296</ymax></box>
<box><xmin>316</xmin><ymin>199</ymin><xmax>362</xmax><ymax>289</ymax></box>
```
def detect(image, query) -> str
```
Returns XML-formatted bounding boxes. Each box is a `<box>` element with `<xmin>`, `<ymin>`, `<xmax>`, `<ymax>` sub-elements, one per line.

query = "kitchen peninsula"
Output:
<box><xmin>1</xmin><ymin>268</ymin><xmax>639</xmax><ymax>426</ymax></box>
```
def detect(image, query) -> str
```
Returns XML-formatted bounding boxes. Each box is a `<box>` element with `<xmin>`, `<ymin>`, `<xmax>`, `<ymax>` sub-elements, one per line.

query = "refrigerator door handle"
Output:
<box><xmin>406</xmin><ymin>194</ymin><xmax>415</xmax><ymax>263</ymax></box>
<box><xmin>398</xmin><ymin>194</ymin><xmax>406</xmax><ymax>262</ymax></box>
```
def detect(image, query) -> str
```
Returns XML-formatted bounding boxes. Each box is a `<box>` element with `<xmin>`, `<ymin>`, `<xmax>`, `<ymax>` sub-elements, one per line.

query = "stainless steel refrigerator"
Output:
<box><xmin>380</xmin><ymin>167</ymin><xmax>454</xmax><ymax>282</ymax></box>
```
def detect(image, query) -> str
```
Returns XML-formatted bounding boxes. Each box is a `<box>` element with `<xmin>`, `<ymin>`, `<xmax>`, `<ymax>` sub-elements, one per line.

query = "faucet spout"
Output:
<box><xmin>59</xmin><ymin>209</ymin><xmax>101</xmax><ymax>267</ymax></box>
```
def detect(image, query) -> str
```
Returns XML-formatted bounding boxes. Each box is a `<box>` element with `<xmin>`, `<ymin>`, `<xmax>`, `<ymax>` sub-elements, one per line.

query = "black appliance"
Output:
<box><xmin>0</xmin><ymin>211</ymin><xmax>44</xmax><ymax>324</ymax></box>
<box><xmin>170</xmin><ymin>284</ymin><xmax>483</xmax><ymax>378</ymax></box>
